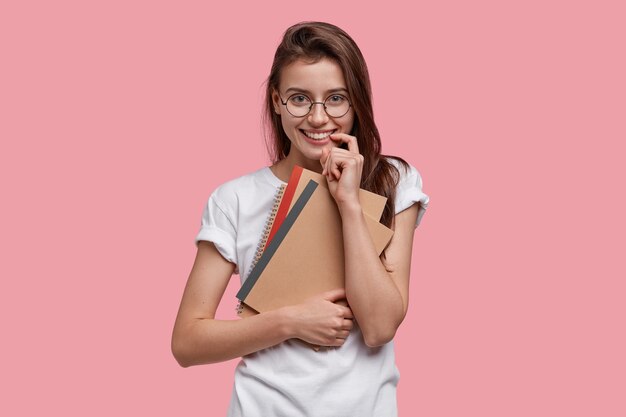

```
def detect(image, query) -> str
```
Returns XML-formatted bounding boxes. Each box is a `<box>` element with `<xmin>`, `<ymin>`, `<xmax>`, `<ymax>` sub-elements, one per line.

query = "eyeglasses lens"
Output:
<box><xmin>286</xmin><ymin>95</ymin><xmax>350</xmax><ymax>118</ymax></box>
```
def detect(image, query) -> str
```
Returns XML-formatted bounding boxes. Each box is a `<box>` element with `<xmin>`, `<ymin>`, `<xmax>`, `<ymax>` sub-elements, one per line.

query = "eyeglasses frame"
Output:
<box><xmin>278</xmin><ymin>92</ymin><xmax>352</xmax><ymax>118</ymax></box>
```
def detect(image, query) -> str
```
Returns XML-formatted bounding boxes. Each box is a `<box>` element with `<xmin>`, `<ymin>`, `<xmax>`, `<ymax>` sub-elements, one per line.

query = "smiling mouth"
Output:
<box><xmin>300</xmin><ymin>129</ymin><xmax>336</xmax><ymax>140</ymax></box>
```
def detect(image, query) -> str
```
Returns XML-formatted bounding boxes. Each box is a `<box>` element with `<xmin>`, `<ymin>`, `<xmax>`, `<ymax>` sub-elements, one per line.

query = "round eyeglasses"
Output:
<box><xmin>278</xmin><ymin>93</ymin><xmax>352</xmax><ymax>118</ymax></box>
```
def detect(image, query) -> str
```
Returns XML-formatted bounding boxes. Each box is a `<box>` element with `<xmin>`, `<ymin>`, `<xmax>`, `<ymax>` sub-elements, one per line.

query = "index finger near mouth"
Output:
<box><xmin>332</xmin><ymin>133</ymin><xmax>359</xmax><ymax>154</ymax></box>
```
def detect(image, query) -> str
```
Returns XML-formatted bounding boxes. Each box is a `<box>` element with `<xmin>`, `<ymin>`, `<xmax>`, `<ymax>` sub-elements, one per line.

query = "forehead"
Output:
<box><xmin>279</xmin><ymin>58</ymin><xmax>347</xmax><ymax>93</ymax></box>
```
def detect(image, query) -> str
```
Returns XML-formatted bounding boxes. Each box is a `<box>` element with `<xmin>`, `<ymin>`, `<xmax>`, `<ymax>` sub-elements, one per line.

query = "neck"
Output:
<box><xmin>272</xmin><ymin>156</ymin><xmax>323</xmax><ymax>182</ymax></box>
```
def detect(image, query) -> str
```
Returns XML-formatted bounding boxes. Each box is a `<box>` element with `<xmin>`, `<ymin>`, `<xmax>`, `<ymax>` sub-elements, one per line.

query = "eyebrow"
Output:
<box><xmin>284</xmin><ymin>87</ymin><xmax>349</xmax><ymax>95</ymax></box>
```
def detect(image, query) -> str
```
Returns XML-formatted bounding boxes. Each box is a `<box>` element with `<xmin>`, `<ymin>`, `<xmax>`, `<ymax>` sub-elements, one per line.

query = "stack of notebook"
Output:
<box><xmin>236</xmin><ymin>166</ymin><xmax>394</xmax><ymax>347</ymax></box>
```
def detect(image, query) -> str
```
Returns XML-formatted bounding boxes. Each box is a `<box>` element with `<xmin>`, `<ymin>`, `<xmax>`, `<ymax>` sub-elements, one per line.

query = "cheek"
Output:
<box><xmin>280</xmin><ymin>118</ymin><xmax>297</xmax><ymax>141</ymax></box>
<box><xmin>344</xmin><ymin>115</ymin><xmax>356</xmax><ymax>134</ymax></box>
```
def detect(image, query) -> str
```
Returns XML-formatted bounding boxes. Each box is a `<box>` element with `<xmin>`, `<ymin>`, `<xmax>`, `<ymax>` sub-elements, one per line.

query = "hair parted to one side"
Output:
<box><xmin>263</xmin><ymin>21</ymin><xmax>411</xmax><ymax>234</ymax></box>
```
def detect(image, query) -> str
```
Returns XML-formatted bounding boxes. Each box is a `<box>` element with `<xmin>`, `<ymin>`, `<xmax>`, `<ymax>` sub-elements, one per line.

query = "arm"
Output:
<box><xmin>339</xmin><ymin>202</ymin><xmax>419</xmax><ymax>347</ymax></box>
<box><xmin>320</xmin><ymin>134</ymin><xmax>421</xmax><ymax>348</ymax></box>
<box><xmin>171</xmin><ymin>241</ymin><xmax>354</xmax><ymax>367</ymax></box>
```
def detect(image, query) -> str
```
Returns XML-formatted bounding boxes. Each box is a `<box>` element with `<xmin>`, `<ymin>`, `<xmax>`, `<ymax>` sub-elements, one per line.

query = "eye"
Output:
<box><xmin>327</xmin><ymin>95</ymin><xmax>346</xmax><ymax>104</ymax></box>
<box><xmin>289</xmin><ymin>94</ymin><xmax>310</xmax><ymax>105</ymax></box>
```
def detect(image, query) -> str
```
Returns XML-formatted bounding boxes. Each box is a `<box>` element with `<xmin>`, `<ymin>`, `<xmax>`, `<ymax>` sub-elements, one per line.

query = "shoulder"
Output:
<box><xmin>383</xmin><ymin>156</ymin><xmax>429</xmax><ymax>224</ymax></box>
<box><xmin>383</xmin><ymin>156</ymin><xmax>424</xmax><ymax>190</ymax></box>
<box><xmin>198</xmin><ymin>166</ymin><xmax>276</xmax><ymax>235</ymax></box>
<box><xmin>209</xmin><ymin>166</ymin><xmax>275</xmax><ymax>206</ymax></box>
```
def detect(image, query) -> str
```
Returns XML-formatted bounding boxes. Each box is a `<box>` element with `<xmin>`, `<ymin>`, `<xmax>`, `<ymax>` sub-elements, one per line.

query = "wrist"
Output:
<box><xmin>274</xmin><ymin>306</ymin><xmax>297</xmax><ymax>340</ymax></box>
<box><xmin>338</xmin><ymin>200</ymin><xmax>362</xmax><ymax>216</ymax></box>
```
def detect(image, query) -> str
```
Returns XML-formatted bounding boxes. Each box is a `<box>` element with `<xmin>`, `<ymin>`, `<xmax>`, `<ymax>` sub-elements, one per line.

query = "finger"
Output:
<box><xmin>333</xmin><ymin>338</ymin><xmax>346</xmax><ymax>346</ymax></box>
<box><xmin>325</xmin><ymin>163</ymin><xmax>340</xmax><ymax>183</ymax></box>
<box><xmin>330</xmin><ymin>150</ymin><xmax>362</xmax><ymax>181</ymax></box>
<box><xmin>342</xmin><ymin>319</ymin><xmax>354</xmax><ymax>330</ymax></box>
<box><xmin>331</xmin><ymin>165</ymin><xmax>341</xmax><ymax>181</ymax></box>
<box><xmin>330</xmin><ymin>158</ymin><xmax>342</xmax><ymax>181</ymax></box>
<box><xmin>342</xmin><ymin>306</ymin><xmax>354</xmax><ymax>319</ymax></box>
<box><xmin>326</xmin><ymin>150</ymin><xmax>336</xmax><ymax>181</ymax></box>
<box><xmin>321</xmin><ymin>147</ymin><xmax>329</xmax><ymax>177</ymax></box>
<box><xmin>335</xmin><ymin>330</ymin><xmax>350</xmax><ymax>339</ymax></box>
<box><xmin>323</xmin><ymin>150</ymin><xmax>342</xmax><ymax>182</ymax></box>
<box><xmin>326</xmin><ymin>148</ymin><xmax>345</xmax><ymax>181</ymax></box>
<box><xmin>320</xmin><ymin>148</ymin><xmax>329</xmax><ymax>174</ymax></box>
<box><xmin>322</xmin><ymin>287</ymin><xmax>346</xmax><ymax>302</ymax></box>
<box><xmin>329</xmin><ymin>133</ymin><xmax>359</xmax><ymax>154</ymax></box>
<box><xmin>334</xmin><ymin>298</ymin><xmax>349</xmax><ymax>307</ymax></box>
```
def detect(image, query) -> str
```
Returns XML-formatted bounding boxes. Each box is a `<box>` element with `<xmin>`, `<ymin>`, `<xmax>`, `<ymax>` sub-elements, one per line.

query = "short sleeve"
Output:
<box><xmin>195</xmin><ymin>192</ymin><xmax>239</xmax><ymax>273</ymax></box>
<box><xmin>394</xmin><ymin>162</ymin><xmax>430</xmax><ymax>228</ymax></box>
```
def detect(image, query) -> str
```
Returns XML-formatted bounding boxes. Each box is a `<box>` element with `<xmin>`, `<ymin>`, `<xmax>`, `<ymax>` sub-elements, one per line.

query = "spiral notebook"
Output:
<box><xmin>236</xmin><ymin>166</ymin><xmax>394</xmax><ymax>318</ymax></box>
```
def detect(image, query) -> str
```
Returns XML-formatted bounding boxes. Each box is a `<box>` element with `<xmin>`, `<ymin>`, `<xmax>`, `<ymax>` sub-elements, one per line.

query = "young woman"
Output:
<box><xmin>172</xmin><ymin>21</ymin><xmax>429</xmax><ymax>417</ymax></box>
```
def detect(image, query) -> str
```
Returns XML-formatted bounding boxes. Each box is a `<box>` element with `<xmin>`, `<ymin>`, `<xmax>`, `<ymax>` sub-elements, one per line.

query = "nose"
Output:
<box><xmin>307</xmin><ymin>102</ymin><xmax>329</xmax><ymax>126</ymax></box>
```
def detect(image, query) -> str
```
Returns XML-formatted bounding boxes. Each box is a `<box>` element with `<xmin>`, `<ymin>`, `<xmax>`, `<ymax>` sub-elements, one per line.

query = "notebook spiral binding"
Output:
<box><xmin>236</xmin><ymin>183</ymin><xmax>287</xmax><ymax>315</ymax></box>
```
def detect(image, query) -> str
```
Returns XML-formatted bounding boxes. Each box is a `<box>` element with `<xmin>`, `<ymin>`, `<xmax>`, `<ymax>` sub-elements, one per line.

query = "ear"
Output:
<box><xmin>271</xmin><ymin>89</ymin><xmax>281</xmax><ymax>114</ymax></box>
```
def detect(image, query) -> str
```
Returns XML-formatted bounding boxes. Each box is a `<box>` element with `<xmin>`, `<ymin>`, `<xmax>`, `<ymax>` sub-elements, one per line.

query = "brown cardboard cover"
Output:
<box><xmin>241</xmin><ymin>173</ymin><xmax>393</xmax><ymax>315</ymax></box>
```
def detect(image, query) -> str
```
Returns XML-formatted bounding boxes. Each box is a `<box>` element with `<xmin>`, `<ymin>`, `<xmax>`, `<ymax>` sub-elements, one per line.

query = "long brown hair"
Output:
<box><xmin>263</xmin><ymin>21</ymin><xmax>410</xmax><ymax>231</ymax></box>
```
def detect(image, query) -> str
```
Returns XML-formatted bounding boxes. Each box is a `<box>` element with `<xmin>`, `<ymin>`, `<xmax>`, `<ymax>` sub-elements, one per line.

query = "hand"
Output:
<box><xmin>320</xmin><ymin>133</ymin><xmax>363</xmax><ymax>209</ymax></box>
<box><xmin>285</xmin><ymin>288</ymin><xmax>354</xmax><ymax>347</ymax></box>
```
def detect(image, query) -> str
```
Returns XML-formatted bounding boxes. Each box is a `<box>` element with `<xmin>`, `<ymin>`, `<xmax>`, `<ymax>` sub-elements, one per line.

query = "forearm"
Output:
<box><xmin>172</xmin><ymin>308</ymin><xmax>291</xmax><ymax>367</ymax></box>
<box><xmin>339</xmin><ymin>203</ymin><xmax>405</xmax><ymax>346</ymax></box>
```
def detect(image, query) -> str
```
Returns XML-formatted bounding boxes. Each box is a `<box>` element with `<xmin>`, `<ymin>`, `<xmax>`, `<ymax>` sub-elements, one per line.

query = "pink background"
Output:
<box><xmin>2</xmin><ymin>0</ymin><xmax>624</xmax><ymax>415</ymax></box>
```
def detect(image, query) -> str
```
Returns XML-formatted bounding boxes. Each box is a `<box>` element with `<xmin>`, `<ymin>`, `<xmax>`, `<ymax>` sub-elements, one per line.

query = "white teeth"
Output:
<box><xmin>303</xmin><ymin>130</ymin><xmax>334</xmax><ymax>140</ymax></box>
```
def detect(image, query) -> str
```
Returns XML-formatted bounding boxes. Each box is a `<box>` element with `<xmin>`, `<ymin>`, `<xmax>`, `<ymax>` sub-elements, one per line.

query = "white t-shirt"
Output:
<box><xmin>195</xmin><ymin>158</ymin><xmax>429</xmax><ymax>417</ymax></box>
